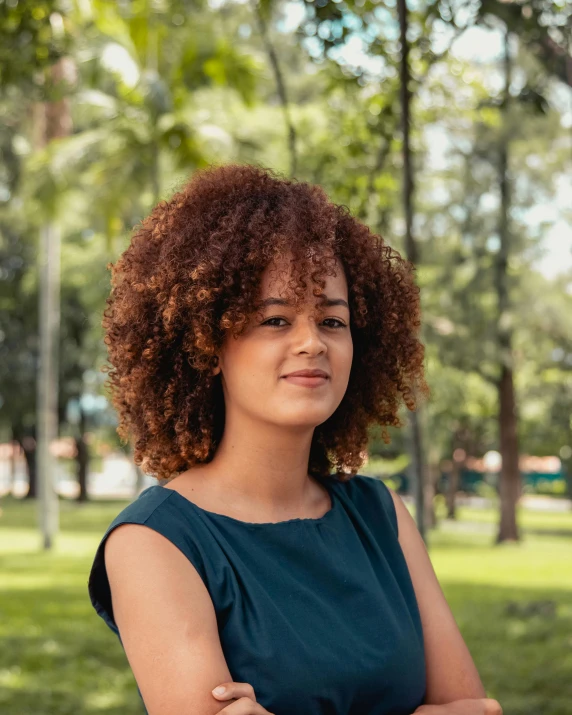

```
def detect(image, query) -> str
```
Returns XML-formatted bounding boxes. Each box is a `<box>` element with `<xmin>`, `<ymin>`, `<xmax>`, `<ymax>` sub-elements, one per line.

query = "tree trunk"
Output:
<box><xmin>22</xmin><ymin>434</ymin><xmax>38</xmax><ymax>499</ymax></box>
<box><xmin>564</xmin><ymin>458</ymin><xmax>572</xmax><ymax>509</ymax></box>
<box><xmin>397</xmin><ymin>0</ymin><xmax>426</xmax><ymax>542</ymax></box>
<box><xmin>75</xmin><ymin>406</ymin><xmax>89</xmax><ymax>502</ymax></box>
<box><xmin>495</xmin><ymin>29</ymin><xmax>521</xmax><ymax>543</ymax></box>
<box><xmin>36</xmin><ymin>56</ymin><xmax>75</xmax><ymax>547</ymax></box>
<box><xmin>9</xmin><ymin>425</ymin><xmax>19</xmax><ymax>491</ymax></box>
<box><xmin>13</xmin><ymin>424</ymin><xmax>38</xmax><ymax>499</ymax></box>
<box><xmin>496</xmin><ymin>365</ymin><xmax>521</xmax><ymax>541</ymax></box>
<box><xmin>424</xmin><ymin>462</ymin><xmax>440</xmax><ymax>529</ymax></box>
<box><xmin>446</xmin><ymin>457</ymin><xmax>462</xmax><ymax>520</ymax></box>
<box><xmin>134</xmin><ymin>464</ymin><xmax>146</xmax><ymax>496</ymax></box>
<box><xmin>251</xmin><ymin>0</ymin><xmax>297</xmax><ymax>177</ymax></box>
<box><xmin>397</xmin><ymin>0</ymin><xmax>417</xmax><ymax>267</ymax></box>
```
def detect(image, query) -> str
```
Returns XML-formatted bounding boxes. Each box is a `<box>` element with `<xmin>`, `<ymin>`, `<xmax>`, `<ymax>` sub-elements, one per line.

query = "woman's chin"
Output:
<box><xmin>270</xmin><ymin>407</ymin><xmax>335</xmax><ymax>428</ymax></box>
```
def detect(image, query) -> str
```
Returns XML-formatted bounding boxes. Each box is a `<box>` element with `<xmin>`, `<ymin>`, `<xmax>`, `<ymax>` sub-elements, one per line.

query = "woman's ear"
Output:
<box><xmin>211</xmin><ymin>355</ymin><xmax>221</xmax><ymax>376</ymax></box>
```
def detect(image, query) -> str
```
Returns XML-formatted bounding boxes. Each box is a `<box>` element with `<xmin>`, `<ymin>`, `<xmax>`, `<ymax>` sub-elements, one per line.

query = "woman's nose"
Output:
<box><xmin>292</xmin><ymin>317</ymin><xmax>327</xmax><ymax>354</ymax></box>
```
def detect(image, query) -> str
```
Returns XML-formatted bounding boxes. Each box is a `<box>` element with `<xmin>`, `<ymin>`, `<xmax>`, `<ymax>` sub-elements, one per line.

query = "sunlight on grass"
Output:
<box><xmin>452</xmin><ymin>505</ymin><xmax>572</xmax><ymax>532</ymax></box>
<box><xmin>430</xmin><ymin>531</ymin><xmax>572</xmax><ymax>590</ymax></box>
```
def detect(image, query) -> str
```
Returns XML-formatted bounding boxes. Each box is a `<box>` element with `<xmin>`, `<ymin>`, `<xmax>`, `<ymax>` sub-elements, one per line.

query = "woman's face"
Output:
<box><xmin>215</xmin><ymin>255</ymin><xmax>353</xmax><ymax>430</ymax></box>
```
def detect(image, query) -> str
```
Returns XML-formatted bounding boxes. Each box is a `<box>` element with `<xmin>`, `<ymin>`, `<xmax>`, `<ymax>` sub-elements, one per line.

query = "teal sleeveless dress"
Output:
<box><xmin>88</xmin><ymin>473</ymin><xmax>426</xmax><ymax>714</ymax></box>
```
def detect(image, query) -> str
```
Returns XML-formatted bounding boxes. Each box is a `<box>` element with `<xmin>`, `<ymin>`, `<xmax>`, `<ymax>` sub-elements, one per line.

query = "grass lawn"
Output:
<box><xmin>0</xmin><ymin>493</ymin><xmax>571</xmax><ymax>715</ymax></box>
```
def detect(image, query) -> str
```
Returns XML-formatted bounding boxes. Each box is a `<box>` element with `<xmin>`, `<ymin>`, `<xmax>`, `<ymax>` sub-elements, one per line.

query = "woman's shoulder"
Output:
<box><xmin>103</xmin><ymin>485</ymin><xmax>175</xmax><ymax>531</ymax></box>
<box><xmin>88</xmin><ymin>485</ymin><xmax>207</xmax><ymax>637</ymax></box>
<box><xmin>332</xmin><ymin>473</ymin><xmax>399</xmax><ymax>536</ymax></box>
<box><xmin>94</xmin><ymin>484</ymin><xmax>208</xmax><ymax>567</ymax></box>
<box><xmin>331</xmin><ymin>472</ymin><xmax>395</xmax><ymax>500</ymax></box>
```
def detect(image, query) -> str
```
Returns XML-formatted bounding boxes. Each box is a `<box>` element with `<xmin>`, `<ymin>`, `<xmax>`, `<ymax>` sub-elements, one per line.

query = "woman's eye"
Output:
<box><xmin>262</xmin><ymin>317</ymin><xmax>288</xmax><ymax>327</ymax></box>
<box><xmin>322</xmin><ymin>318</ymin><xmax>347</xmax><ymax>329</ymax></box>
<box><xmin>261</xmin><ymin>317</ymin><xmax>347</xmax><ymax>329</ymax></box>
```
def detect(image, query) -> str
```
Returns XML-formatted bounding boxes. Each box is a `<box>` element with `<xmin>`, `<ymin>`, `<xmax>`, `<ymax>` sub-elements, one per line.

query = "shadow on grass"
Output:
<box><xmin>525</xmin><ymin>528</ymin><xmax>572</xmax><ymax>539</ymax></box>
<box><xmin>440</xmin><ymin>581</ymin><xmax>572</xmax><ymax>715</ymax></box>
<box><xmin>431</xmin><ymin>521</ymin><xmax>572</xmax><ymax>547</ymax></box>
<box><xmin>0</xmin><ymin>586</ymin><xmax>144</xmax><ymax>715</ymax></box>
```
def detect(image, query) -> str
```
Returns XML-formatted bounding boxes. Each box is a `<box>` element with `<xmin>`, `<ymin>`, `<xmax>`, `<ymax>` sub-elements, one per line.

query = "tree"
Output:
<box><xmin>494</xmin><ymin>28</ymin><xmax>521</xmax><ymax>542</ymax></box>
<box><xmin>397</xmin><ymin>0</ymin><xmax>427</xmax><ymax>541</ymax></box>
<box><xmin>416</xmin><ymin>41</ymin><xmax>570</xmax><ymax>540</ymax></box>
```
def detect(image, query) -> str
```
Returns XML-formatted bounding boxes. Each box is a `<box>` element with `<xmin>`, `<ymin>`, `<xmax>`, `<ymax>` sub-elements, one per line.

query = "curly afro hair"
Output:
<box><xmin>102</xmin><ymin>163</ymin><xmax>429</xmax><ymax>482</ymax></box>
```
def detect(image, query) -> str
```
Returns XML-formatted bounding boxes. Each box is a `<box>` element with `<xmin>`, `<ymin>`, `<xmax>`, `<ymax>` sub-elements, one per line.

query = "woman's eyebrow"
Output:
<box><xmin>261</xmin><ymin>297</ymin><xmax>349</xmax><ymax>309</ymax></box>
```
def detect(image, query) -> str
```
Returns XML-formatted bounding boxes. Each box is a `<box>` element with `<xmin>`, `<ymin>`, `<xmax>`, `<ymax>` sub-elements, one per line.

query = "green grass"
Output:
<box><xmin>0</xmin><ymin>494</ymin><xmax>571</xmax><ymax>714</ymax></box>
<box><xmin>428</xmin><ymin>529</ymin><xmax>572</xmax><ymax>714</ymax></box>
<box><xmin>0</xmin><ymin>497</ymin><xmax>143</xmax><ymax>715</ymax></box>
<box><xmin>442</xmin><ymin>503</ymin><xmax>572</xmax><ymax>535</ymax></box>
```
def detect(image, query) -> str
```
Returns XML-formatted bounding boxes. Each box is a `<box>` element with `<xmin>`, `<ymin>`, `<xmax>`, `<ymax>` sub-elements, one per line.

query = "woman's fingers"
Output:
<box><xmin>212</xmin><ymin>681</ymin><xmax>257</xmax><ymax>703</ymax></box>
<box><xmin>220</xmin><ymin>696</ymin><xmax>274</xmax><ymax>714</ymax></box>
<box><xmin>483</xmin><ymin>699</ymin><xmax>503</xmax><ymax>715</ymax></box>
<box><xmin>211</xmin><ymin>682</ymin><xmax>275</xmax><ymax>714</ymax></box>
<box><xmin>414</xmin><ymin>699</ymin><xmax>502</xmax><ymax>715</ymax></box>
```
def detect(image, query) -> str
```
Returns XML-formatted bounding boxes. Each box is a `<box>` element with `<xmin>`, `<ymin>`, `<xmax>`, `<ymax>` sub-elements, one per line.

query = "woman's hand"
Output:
<box><xmin>414</xmin><ymin>699</ymin><xmax>502</xmax><ymax>715</ymax></box>
<box><xmin>211</xmin><ymin>681</ymin><xmax>275</xmax><ymax>714</ymax></box>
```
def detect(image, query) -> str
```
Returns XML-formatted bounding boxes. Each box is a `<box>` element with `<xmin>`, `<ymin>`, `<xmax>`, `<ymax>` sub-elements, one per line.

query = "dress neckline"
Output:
<box><xmin>152</xmin><ymin>473</ymin><xmax>339</xmax><ymax>528</ymax></box>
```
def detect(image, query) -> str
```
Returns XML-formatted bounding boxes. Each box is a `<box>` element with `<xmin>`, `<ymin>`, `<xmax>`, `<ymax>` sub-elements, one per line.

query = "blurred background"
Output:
<box><xmin>1</xmin><ymin>0</ymin><xmax>571</xmax><ymax>713</ymax></box>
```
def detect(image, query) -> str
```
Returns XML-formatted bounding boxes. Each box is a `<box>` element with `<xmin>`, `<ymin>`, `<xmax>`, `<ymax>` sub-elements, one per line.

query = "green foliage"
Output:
<box><xmin>0</xmin><ymin>0</ymin><xmax>571</xmax><ymax>494</ymax></box>
<box><xmin>0</xmin><ymin>0</ymin><xmax>70</xmax><ymax>89</ymax></box>
<box><xmin>361</xmin><ymin>453</ymin><xmax>411</xmax><ymax>478</ymax></box>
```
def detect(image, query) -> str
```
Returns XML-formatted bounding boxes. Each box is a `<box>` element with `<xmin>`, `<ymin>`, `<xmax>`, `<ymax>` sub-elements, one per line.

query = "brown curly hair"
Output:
<box><xmin>102</xmin><ymin>163</ymin><xmax>429</xmax><ymax>482</ymax></box>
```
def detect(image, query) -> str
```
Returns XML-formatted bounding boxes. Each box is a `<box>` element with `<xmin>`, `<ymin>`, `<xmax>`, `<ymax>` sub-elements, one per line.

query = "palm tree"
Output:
<box><xmin>25</xmin><ymin>0</ymin><xmax>262</xmax><ymax>518</ymax></box>
<box><xmin>37</xmin><ymin>0</ymin><xmax>261</xmax><ymax>247</ymax></box>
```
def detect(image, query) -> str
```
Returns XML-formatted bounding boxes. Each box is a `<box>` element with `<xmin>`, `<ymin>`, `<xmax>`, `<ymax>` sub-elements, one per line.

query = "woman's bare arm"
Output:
<box><xmin>388</xmin><ymin>489</ymin><xmax>487</xmax><ymax>705</ymax></box>
<box><xmin>104</xmin><ymin>523</ymin><xmax>234</xmax><ymax>715</ymax></box>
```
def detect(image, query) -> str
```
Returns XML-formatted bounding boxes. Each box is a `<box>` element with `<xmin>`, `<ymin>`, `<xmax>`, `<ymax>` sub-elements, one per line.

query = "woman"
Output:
<box><xmin>88</xmin><ymin>163</ymin><xmax>500</xmax><ymax>715</ymax></box>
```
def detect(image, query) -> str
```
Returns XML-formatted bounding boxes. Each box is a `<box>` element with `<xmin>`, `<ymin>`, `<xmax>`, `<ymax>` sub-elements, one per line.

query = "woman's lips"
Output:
<box><xmin>282</xmin><ymin>375</ymin><xmax>329</xmax><ymax>387</ymax></box>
